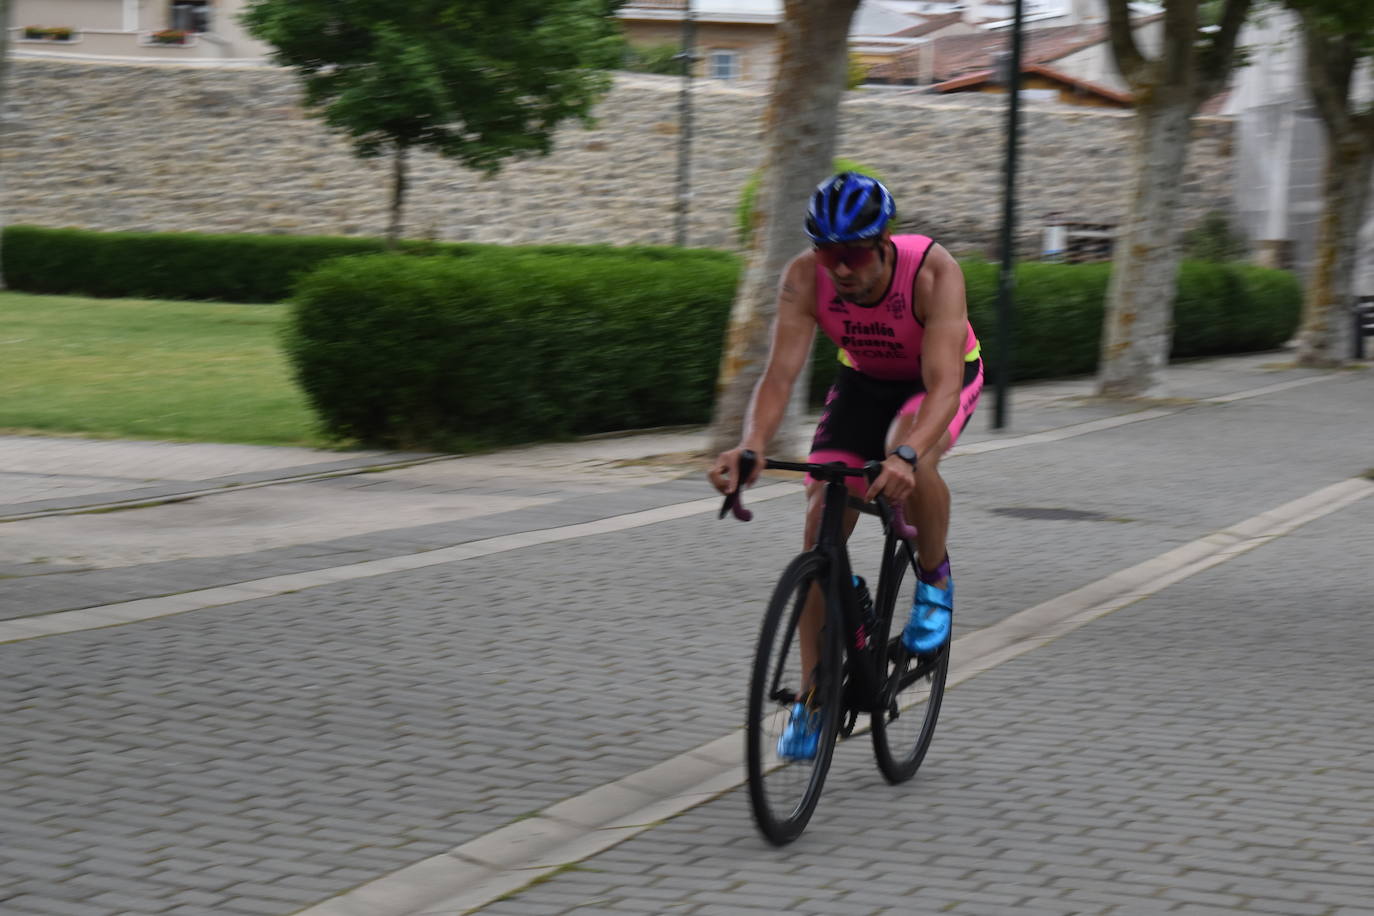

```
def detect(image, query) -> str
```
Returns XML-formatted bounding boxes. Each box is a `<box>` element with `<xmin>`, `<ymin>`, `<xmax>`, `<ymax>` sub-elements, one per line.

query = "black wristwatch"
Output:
<box><xmin>890</xmin><ymin>444</ymin><xmax>918</xmax><ymax>470</ymax></box>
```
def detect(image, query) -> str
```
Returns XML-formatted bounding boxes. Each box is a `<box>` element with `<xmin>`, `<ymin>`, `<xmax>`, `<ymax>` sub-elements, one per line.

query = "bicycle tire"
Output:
<box><xmin>745</xmin><ymin>551</ymin><xmax>844</xmax><ymax>845</ymax></box>
<box><xmin>870</xmin><ymin>542</ymin><xmax>950</xmax><ymax>784</ymax></box>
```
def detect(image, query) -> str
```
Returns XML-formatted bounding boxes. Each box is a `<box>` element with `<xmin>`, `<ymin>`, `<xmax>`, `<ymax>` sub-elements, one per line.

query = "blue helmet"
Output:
<box><xmin>804</xmin><ymin>172</ymin><xmax>895</xmax><ymax>243</ymax></box>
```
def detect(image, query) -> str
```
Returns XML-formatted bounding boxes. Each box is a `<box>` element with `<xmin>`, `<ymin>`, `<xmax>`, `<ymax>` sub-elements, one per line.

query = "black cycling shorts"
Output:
<box><xmin>808</xmin><ymin>359</ymin><xmax>984</xmax><ymax>478</ymax></box>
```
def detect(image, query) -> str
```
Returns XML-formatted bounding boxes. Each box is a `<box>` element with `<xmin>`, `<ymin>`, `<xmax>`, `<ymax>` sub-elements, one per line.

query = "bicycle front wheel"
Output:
<box><xmin>745</xmin><ymin>551</ymin><xmax>843</xmax><ymax>846</ymax></box>
<box><xmin>870</xmin><ymin>544</ymin><xmax>950</xmax><ymax>784</ymax></box>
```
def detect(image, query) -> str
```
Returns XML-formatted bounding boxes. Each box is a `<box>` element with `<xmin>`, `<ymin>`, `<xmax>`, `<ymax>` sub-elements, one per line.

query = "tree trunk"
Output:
<box><xmin>1097</xmin><ymin>96</ymin><xmax>1195</xmax><ymax>397</ymax></box>
<box><xmin>387</xmin><ymin>144</ymin><xmax>408</xmax><ymax>250</ymax></box>
<box><xmin>1296</xmin><ymin>137</ymin><xmax>1373</xmax><ymax>366</ymax></box>
<box><xmin>1096</xmin><ymin>0</ymin><xmax>1253</xmax><ymax>398</ymax></box>
<box><xmin>707</xmin><ymin>0</ymin><xmax>861</xmax><ymax>456</ymax></box>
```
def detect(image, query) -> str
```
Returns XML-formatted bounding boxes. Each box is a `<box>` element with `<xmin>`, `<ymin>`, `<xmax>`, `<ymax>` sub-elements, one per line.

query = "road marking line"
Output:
<box><xmin>1</xmin><ymin>370</ymin><xmax>1339</xmax><ymax>524</ymax></box>
<box><xmin>1202</xmin><ymin>374</ymin><xmax>1332</xmax><ymax>403</ymax></box>
<box><xmin>287</xmin><ymin>475</ymin><xmax>1374</xmax><ymax>916</ymax></box>
<box><xmin>952</xmin><ymin>409</ymin><xmax>1176</xmax><ymax>456</ymax></box>
<box><xmin>0</xmin><ymin>484</ymin><xmax>805</xmax><ymax>643</ymax></box>
<box><xmin>953</xmin><ymin>372</ymin><xmax>1337</xmax><ymax>458</ymax></box>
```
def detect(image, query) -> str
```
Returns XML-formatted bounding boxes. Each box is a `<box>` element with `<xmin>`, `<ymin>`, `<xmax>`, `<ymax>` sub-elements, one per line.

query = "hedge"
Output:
<box><xmin>2</xmin><ymin>226</ymin><xmax>398</xmax><ymax>303</ymax></box>
<box><xmin>0</xmin><ymin>226</ymin><xmax>735</xmax><ymax>304</ymax></box>
<box><xmin>4</xmin><ymin>225</ymin><xmax>1299</xmax><ymax>448</ymax></box>
<box><xmin>286</xmin><ymin>253</ymin><xmax>739</xmax><ymax>449</ymax></box>
<box><xmin>952</xmin><ymin>258</ymin><xmax>1301</xmax><ymax>381</ymax></box>
<box><xmin>290</xmin><ymin>252</ymin><xmax>1300</xmax><ymax>449</ymax></box>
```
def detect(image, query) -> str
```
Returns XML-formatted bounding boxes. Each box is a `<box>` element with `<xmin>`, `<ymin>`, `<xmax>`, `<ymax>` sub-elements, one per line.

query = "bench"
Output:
<box><xmin>1356</xmin><ymin>295</ymin><xmax>1374</xmax><ymax>360</ymax></box>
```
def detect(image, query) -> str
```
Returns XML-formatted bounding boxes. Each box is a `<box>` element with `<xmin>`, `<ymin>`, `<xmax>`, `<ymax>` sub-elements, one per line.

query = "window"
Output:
<box><xmin>708</xmin><ymin>50</ymin><xmax>740</xmax><ymax>81</ymax></box>
<box><xmin>170</xmin><ymin>1</ymin><xmax>211</xmax><ymax>33</ymax></box>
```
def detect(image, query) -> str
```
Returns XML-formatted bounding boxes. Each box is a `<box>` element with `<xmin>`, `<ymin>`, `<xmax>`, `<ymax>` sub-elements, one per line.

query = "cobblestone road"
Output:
<box><xmin>1</xmin><ymin>356</ymin><xmax>1371</xmax><ymax>916</ymax></box>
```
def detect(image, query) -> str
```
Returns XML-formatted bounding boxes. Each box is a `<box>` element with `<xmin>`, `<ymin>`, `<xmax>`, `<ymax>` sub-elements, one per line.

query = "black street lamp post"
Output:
<box><xmin>992</xmin><ymin>0</ymin><xmax>1024</xmax><ymax>430</ymax></box>
<box><xmin>674</xmin><ymin>0</ymin><xmax>697</xmax><ymax>248</ymax></box>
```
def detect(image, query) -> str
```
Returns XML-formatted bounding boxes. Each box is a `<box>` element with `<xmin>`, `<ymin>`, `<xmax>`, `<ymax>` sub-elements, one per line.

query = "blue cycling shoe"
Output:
<box><xmin>903</xmin><ymin>562</ymin><xmax>953</xmax><ymax>656</ymax></box>
<box><xmin>776</xmin><ymin>702</ymin><xmax>822</xmax><ymax>761</ymax></box>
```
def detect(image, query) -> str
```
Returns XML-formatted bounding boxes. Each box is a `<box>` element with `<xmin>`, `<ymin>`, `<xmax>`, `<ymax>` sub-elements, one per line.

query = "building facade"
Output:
<box><xmin>9</xmin><ymin>0</ymin><xmax>270</xmax><ymax>61</ymax></box>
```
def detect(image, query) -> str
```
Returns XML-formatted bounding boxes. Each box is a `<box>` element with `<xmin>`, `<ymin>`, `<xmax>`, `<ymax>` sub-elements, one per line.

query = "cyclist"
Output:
<box><xmin>708</xmin><ymin>172</ymin><xmax>983</xmax><ymax>760</ymax></box>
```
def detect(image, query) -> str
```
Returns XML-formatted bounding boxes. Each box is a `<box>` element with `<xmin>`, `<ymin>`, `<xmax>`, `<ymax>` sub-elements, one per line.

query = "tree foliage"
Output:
<box><xmin>623</xmin><ymin>43</ymin><xmax>683</xmax><ymax>76</ymax></box>
<box><xmin>242</xmin><ymin>0</ymin><xmax>623</xmax><ymax>169</ymax></box>
<box><xmin>847</xmin><ymin>52</ymin><xmax>870</xmax><ymax>90</ymax></box>
<box><xmin>1286</xmin><ymin>0</ymin><xmax>1374</xmax><ymax>130</ymax></box>
<box><xmin>1105</xmin><ymin>0</ymin><xmax>1252</xmax><ymax>120</ymax></box>
<box><xmin>736</xmin><ymin>158</ymin><xmax>883</xmax><ymax>248</ymax></box>
<box><xmin>1287</xmin><ymin>0</ymin><xmax>1374</xmax><ymax>53</ymax></box>
<box><xmin>241</xmin><ymin>0</ymin><xmax>623</xmax><ymax>242</ymax></box>
<box><xmin>1180</xmin><ymin>210</ymin><xmax>1250</xmax><ymax>261</ymax></box>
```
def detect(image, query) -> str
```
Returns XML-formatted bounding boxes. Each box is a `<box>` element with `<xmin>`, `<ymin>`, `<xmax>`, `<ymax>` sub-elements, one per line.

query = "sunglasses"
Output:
<box><xmin>813</xmin><ymin>242</ymin><xmax>880</xmax><ymax>270</ymax></box>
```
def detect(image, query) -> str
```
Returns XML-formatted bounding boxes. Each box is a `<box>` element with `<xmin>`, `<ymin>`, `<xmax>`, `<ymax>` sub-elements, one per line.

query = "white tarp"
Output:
<box><xmin>1227</xmin><ymin>10</ymin><xmax>1373</xmax><ymax>292</ymax></box>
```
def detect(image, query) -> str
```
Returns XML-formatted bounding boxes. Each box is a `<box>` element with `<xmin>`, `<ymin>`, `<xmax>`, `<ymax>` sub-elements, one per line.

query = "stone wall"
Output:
<box><xmin>1</xmin><ymin>59</ymin><xmax>1236</xmax><ymax>256</ymax></box>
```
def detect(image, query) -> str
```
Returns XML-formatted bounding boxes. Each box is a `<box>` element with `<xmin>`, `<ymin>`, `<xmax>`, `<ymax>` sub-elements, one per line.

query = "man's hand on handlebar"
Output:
<box><xmin>709</xmin><ymin>446</ymin><xmax>762</xmax><ymax>496</ymax></box>
<box><xmin>863</xmin><ymin>453</ymin><xmax>916</xmax><ymax>505</ymax></box>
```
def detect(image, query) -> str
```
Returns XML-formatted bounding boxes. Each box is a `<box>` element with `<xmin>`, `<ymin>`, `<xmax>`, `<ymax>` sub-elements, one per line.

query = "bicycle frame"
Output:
<box><xmin>725</xmin><ymin>454</ymin><xmax>921</xmax><ymax>717</ymax></box>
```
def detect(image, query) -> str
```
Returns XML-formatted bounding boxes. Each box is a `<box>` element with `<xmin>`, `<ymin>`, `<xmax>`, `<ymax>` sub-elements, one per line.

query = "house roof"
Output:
<box><xmin>931</xmin><ymin>62</ymin><xmax>1135</xmax><ymax>105</ymax></box>
<box><xmin>890</xmin><ymin>12</ymin><xmax>967</xmax><ymax>38</ymax></box>
<box><xmin>866</xmin><ymin>20</ymin><xmax>1124</xmax><ymax>83</ymax></box>
<box><xmin>851</xmin><ymin>0</ymin><xmax>928</xmax><ymax>37</ymax></box>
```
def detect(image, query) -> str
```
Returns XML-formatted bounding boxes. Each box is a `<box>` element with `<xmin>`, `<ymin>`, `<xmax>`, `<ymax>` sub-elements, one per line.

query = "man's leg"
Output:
<box><xmin>886</xmin><ymin>417</ymin><xmax>954</xmax><ymax>582</ymax></box>
<box><xmin>886</xmin><ymin>360</ymin><xmax>982</xmax><ymax>596</ymax></box>
<box><xmin>886</xmin><ymin>411</ymin><xmax>957</xmax><ymax>654</ymax></box>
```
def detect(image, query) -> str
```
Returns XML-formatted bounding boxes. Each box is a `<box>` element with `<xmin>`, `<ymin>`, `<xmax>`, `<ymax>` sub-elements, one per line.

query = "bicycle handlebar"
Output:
<box><xmin>717</xmin><ymin>450</ymin><xmax>758</xmax><ymax>521</ymax></box>
<box><xmin>718</xmin><ymin>449</ymin><xmax>919</xmax><ymax>541</ymax></box>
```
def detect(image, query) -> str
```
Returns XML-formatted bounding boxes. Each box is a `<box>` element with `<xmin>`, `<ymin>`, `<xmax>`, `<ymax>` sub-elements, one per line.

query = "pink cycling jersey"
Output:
<box><xmin>814</xmin><ymin>234</ymin><xmax>978</xmax><ymax>381</ymax></box>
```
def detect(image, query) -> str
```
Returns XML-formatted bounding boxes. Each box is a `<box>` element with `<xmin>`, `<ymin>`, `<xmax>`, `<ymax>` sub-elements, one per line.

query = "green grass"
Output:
<box><xmin>0</xmin><ymin>291</ymin><xmax>329</xmax><ymax>446</ymax></box>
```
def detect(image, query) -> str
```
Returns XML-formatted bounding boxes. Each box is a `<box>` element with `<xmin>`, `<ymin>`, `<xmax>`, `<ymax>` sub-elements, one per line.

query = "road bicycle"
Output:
<box><xmin>719</xmin><ymin>451</ymin><xmax>950</xmax><ymax>845</ymax></box>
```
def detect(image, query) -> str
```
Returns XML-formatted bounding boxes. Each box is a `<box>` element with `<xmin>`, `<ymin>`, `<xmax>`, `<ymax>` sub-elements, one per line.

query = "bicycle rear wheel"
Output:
<box><xmin>870</xmin><ymin>543</ymin><xmax>950</xmax><ymax>784</ymax></box>
<box><xmin>746</xmin><ymin>551</ymin><xmax>844</xmax><ymax>846</ymax></box>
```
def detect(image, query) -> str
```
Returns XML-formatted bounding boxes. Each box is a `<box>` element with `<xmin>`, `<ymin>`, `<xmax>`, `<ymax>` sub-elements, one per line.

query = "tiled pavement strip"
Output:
<box><xmin>2</xmin><ymin>357</ymin><xmax>1374</xmax><ymax>916</ymax></box>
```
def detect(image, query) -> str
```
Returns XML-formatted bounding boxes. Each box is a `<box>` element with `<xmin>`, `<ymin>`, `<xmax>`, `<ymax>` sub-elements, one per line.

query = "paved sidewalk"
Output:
<box><xmin>1</xmin><ymin>352</ymin><xmax>1371</xmax><ymax>916</ymax></box>
<box><xmin>0</xmin><ymin>351</ymin><xmax>1334</xmax><ymax>595</ymax></box>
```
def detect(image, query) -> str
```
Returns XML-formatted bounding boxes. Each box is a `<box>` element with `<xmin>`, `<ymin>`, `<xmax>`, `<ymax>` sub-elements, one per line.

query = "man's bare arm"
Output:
<box><xmin>709</xmin><ymin>254</ymin><xmax>817</xmax><ymax>493</ymax></box>
<box><xmin>740</xmin><ymin>256</ymin><xmax>818</xmax><ymax>450</ymax></box>
<box><xmin>901</xmin><ymin>244</ymin><xmax>969</xmax><ymax>461</ymax></box>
